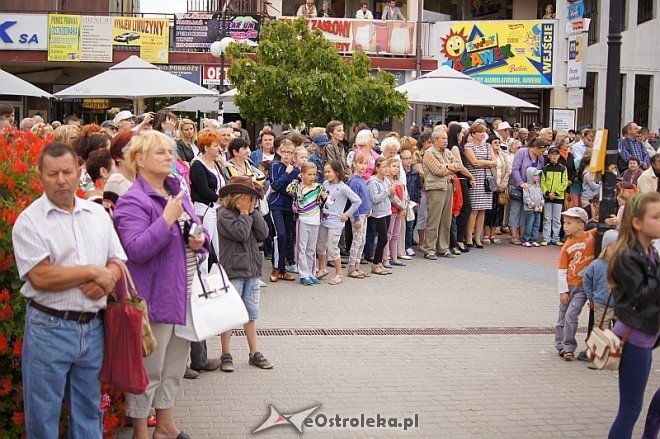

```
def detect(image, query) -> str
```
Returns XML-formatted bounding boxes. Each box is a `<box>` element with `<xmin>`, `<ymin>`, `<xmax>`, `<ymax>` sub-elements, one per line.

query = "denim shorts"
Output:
<box><xmin>230</xmin><ymin>277</ymin><xmax>260</xmax><ymax>320</ymax></box>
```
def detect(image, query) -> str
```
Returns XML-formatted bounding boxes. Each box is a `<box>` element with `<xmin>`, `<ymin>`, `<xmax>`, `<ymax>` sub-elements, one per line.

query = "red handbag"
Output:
<box><xmin>99</xmin><ymin>261</ymin><xmax>149</xmax><ymax>394</ymax></box>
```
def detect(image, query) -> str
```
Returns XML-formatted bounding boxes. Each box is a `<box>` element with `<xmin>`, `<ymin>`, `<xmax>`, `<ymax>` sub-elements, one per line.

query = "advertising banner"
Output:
<box><xmin>567</xmin><ymin>34</ymin><xmax>586</xmax><ymax>88</ymax></box>
<box><xmin>80</xmin><ymin>16</ymin><xmax>113</xmax><ymax>62</ymax></box>
<box><xmin>174</xmin><ymin>13</ymin><xmax>260</xmax><ymax>50</ymax></box>
<box><xmin>48</xmin><ymin>14</ymin><xmax>81</xmax><ymax>61</ymax></box>
<box><xmin>202</xmin><ymin>64</ymin><xmax>229</xmax><ymax>85</ymax></box>
<box><xmin>435</xmin><ymin>20</ymin><xmax>555</xmax><ymax>87</ymax></box>
<box><xmin>112</xmin><ymin>17</ymin><xmax>169</xmax><ymax>63</ymax></box>
<box><xmin>278</xmin><ymin>18</ymin><xmax>415</xmax><ymax>55</ymax></box>
<box><xmin>0</xmin><ymin>14</ymin><xmax>48</xmax><ymax>51</ymax></box>
<box><xmin>159</xmin><ymin>64</ymin><xmax>201</xmax><ymax>85</ymax></box>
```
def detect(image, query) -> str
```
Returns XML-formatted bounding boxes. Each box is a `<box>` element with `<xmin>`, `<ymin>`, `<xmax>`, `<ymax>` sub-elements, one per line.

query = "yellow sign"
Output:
<box><xmin>590</xmin><ymin>129</ymin><xmax>608</xmax><ymax>173</ymax></box>
<box><xmin>48</xmin><ymin>14</ymin><xmax>81</xmax><ymax>62</ymax></box>
<box><xmin>82</xmin><ymin>99</ymin><xmax>111</xmax><ymax>110</ymax></box>
<box><xmin>436</xmin><ymin>20</ymin><xmax>555</xmax><ymax>87</ymax></box>
<box><xmin>112</xmin><ymin>17</ymin><xmax>169</xmax><ymax>63</ymax></box>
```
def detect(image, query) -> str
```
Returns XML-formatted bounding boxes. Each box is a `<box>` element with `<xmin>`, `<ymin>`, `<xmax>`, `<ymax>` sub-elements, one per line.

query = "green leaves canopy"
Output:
<box><xmin>225</xmin><ymin>18</ymin><xmax>409</xmax><ymax>127</ymax></box>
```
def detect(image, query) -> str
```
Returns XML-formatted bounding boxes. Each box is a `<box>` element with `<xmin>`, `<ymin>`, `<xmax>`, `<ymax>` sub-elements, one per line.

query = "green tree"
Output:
<box><xmin>225</xmin><ymin>18</ymin><xmax>408</xmax><ymax>127</ymax></box>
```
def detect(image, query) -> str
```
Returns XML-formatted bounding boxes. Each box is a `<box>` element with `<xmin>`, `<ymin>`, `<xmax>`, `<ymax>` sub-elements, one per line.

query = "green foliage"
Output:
<box><xmin>226</xmin><ymin>18</ymin><xmax>408</xmax><ymax>127</ymax></box>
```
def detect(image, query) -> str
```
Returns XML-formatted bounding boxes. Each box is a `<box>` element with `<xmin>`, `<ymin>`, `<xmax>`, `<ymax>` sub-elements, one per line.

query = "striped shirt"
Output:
<box><xmin>288</xmin><ymin>181</ymin><xmax>325</xmax><ymax>225</ymax></box>
<box><xmin>12</xmin><ymin>194</ymin><xmax>127</xmax><ymax>312</ymax></box>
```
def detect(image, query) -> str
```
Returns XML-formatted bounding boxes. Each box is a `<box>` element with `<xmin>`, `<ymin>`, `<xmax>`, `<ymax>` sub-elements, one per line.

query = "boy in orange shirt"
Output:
<box><xmin>554</xmin><ymin>207</ymin><xmax>597</xmax><ymax>361</ymax></box>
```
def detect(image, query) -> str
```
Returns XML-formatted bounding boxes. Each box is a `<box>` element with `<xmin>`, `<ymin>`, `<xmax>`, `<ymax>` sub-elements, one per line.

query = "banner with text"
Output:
<box><xmin>434</xmin><ymin>20</ymin><xmax>555</xmax><ymax>87</ymax></box>
<box><xmin>48</xmin><ymin>14</ymin><xmax>114</xmax><ymax>62</ymax></box>
<box><xmin>279</xmin><ymin>18</ymin><xmax>415</xmax><ymax>55</ymax></box>
<box><xmin>174</xmin><ymin>13</ymin><xmax>261</xmax><ymax>50</ymax></box>
<box><xmin>159</xmin><ymin>64</ymin><xmax>202</xmax><ymax>84</ymax></box>
<box><xmin>47</xmin><ymin>14</ymin><xmax>81</xmax><ymax>61</ymax></box>
<box><xmin>112</xmin><ymin>17</ymin><xmax>169</xmax><ymax>63</ymax></box>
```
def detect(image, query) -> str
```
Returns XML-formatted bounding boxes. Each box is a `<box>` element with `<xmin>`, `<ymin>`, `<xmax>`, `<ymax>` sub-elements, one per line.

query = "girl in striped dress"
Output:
<box><xmin>287</xmin><ymin>162</ymin><xmax>327</xmax><ymax>286</ymax></box>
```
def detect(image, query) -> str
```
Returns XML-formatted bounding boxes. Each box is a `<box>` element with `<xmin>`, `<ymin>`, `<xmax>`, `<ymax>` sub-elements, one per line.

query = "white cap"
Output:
<box><xmin>561</xmin><ymin>207</ymin><xmax>589</xmax><ymax>224</ymax></box>
<box><xmin>113</xmin><ymin>110</ymin><xmax>136</xmax><ymax>125</ymax></box>
<box><xmin>497</xmin><ymin>121</ymin><xmax>512</xmax><ymax>130</ymax></box>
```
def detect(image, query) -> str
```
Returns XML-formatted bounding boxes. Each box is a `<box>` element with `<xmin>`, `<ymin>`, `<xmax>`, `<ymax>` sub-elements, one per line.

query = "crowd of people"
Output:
<box><xmin>296</xmin><ymin>0</ymin><xmax>406</xmax><ymax>20</ymax></box>
<box><xmin>4</xmin><ymin>101</ymin><xmax>659</xmax><ymax>438</ymax></box>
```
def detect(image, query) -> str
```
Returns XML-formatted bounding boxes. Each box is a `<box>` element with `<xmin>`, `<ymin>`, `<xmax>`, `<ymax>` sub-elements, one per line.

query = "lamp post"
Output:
<box><xmin>597</xmin><ymin>0</ymin><xmax>622</xmax><ymax>253</ymax></box>
<box><xmin>210</xmin><ymin>36</ymin><xmax>235</xmax><ymax>121</ymax></box>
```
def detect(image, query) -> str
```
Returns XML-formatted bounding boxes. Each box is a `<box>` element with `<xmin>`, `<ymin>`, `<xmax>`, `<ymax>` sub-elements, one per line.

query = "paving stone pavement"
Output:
<box><xmin>117</xmin><ymin>244</ymin><xmax>660</xmax><ymax>438</ymax></box>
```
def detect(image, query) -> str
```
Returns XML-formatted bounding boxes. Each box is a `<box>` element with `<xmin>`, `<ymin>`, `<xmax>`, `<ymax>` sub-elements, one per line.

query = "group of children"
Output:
<box><xmin>278</xmin><ymin>153</ymin><xmax>414</xmax><ymax>285</ymax></box>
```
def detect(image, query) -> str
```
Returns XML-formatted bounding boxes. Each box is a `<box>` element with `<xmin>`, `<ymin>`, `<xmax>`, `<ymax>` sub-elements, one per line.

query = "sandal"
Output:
<box><xmin>509</xmin><ymin>237</ymin><xmax>522</xmax><ymax>245</ymax></box>
<box><xmin>316</xmin><ymin>269</ymin><xmax>329</xmax><ymax>280</ymax></box>
<box><xmin>371</xmin><ymin>266</ymin><xmax>389</xmax><ymax>276</ymax></box>
<box><xmin>348</xmin><ymin>269</ymin><xmax>365</xmax><ymax>279</ymax></box>
<box><xmin>358</xmin><ymin>270</ymin><xmax>370</xmax><ymax>277</ymax></box>
<box><xmin>328</xmin><ymin>275</ymin><xmax>343</xmax><ymax>285</ymax></box>
<box><xmin>562</xmin><ymin>351</ymin><xmax>575</xmax><ymax>361</ymax></box>
<box><xmin>491</xmin><ymin>237</ymin><xmax>501</xmax><ymax>244</ymax></box>
<box><xmin>483</xmin><ymin>237</ymin><xmax>491</xmax><ymax>244</ymax></box>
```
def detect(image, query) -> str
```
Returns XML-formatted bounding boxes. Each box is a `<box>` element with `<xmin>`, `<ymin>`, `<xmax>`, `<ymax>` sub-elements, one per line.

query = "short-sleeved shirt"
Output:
<box><xmin>558</xmin><ymin>228</ymin><xmax>597</xmax><ymax>288</ymax></box>
<box><xmin>12</xmin><ymin>194</ymin><xmax>127</xmax><ymax>312</ymax></box>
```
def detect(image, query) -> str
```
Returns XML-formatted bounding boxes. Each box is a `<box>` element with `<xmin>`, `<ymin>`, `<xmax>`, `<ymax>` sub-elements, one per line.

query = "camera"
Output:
<box><xmin>189</xmin><ymin>223</ymin><xmax>203</xmax><ymax>239</ymax></box>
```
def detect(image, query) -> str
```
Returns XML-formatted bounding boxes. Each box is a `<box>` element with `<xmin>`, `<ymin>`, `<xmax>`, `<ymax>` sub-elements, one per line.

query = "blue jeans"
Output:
<box><xmin>609</xmin><ymin>342</ymin><xmax>653</xmax><ymax>439</ymax></box>
<box><xmin>522</xmin><ymin>211</ymin><xmax>541</xmax><ymax>243</ymax></box>
<box><xmin>231</xmin><ymin>277</ymin><xmax>261</xmax><ymax>320</ymax></box>
<box><xmin>23</xmin><ymin>305</ymin><xmax>104</xmax><ymax>438</ymax></box>
<box><xmin>270</xmin><ymin>210</ymin><xmax>295</xmax><ymax>273</ymax></box>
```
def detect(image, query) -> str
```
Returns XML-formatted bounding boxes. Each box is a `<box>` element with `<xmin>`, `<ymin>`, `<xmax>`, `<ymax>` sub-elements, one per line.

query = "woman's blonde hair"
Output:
<box><xmin>127</xmin><ymin>130</ymin><xmax>175</xmax><ymax>174</ymax></box>
<box><xmin>607</xmin><ymin>192</ymin><xmax>660</xmax><ymax>290</ymax></box>
<box><xmin>53</xmin><ymin>125</ymin><xmax>80</xmax><ymax>147</ymax></box>
<box><xmin>399</xmin><ymin>136</ymin><xmax>417</xmax><ymax>154</ymax></box>
<box><xmin>309</xmin><ymin>127</ymin><xmax>325</xmax><ymax>140</ymax></box>
<box><xmin>178</xmin><ymin>118</ymin><xmax>197</xmax><ymax>143</ymax></box>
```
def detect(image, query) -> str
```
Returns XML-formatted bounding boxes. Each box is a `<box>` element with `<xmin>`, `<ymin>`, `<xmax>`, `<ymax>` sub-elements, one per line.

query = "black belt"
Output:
<box><xmin>29</xmin><ymin>300</ymin><xmax>99</xmax><ymax>324</ymax></box>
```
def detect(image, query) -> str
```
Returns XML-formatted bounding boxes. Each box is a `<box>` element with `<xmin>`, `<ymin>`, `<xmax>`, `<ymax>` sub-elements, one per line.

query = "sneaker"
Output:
<box><xmin>220</xmin><ymin>353</ymin><xmax>234</xmax><ymax>372</ymax></box>
<box><xmin>390</xmin><ymin>260</ymin><xmax>406</xmax><ymax>266</ymax></box>
<box><xmin>309</xmin><ymin>276</ymin><xmax>321</xmax><ymax>284</ymax></box>
<box><xmin>424</xmin><ymin>252</ymin><xmax>437</xmax><ymax>260</ymax></box>
<box><xmin>576</xmin><ymin>350</ymin><xmax>589</xmax><ymax>362</ymax></box>
<box><xmin>259</xmin><ymin>279</ymin><xmax>267</xmax><ymax>288</ymax></box>
<box><xmin>300</xmin><ymin>277</ymin><xmax>314</xmax><ymax>286</ymax></box>
<box><xmin>405</xmin><ymin>248</ymin><xmax>415</xmax><ymax>256</ymax></box>
<box><xmin>382</xmin><ymin>262</ymin><xmax>393</xmax><ymax>269</ymax></box>
<box><xmin>540</xmin><ymin>241</ymin><xmax>549</xmax><ymax>246</ymax></box>
<box><xmin>556</xmin><ymin>241</ymin><xmax>564</xmax><ymax>246</ymax></box>
<box><xmin>286</xmin><ymin>264</ymin><xmax>298</xmax><ymax>274</ymax></box>
<box><xmin>440</xmin><ymin>251</ymin><xmax>456</xmax><ymax>259</ymax></box>
<box><xmin>522</xmin><ymin>242</ymin><xmax>532</xmax><ymax>247</ymax></box>
<box><xmin>398</xmin><ymin>255</ymin><xmax>412</xmax><ymax>260</ymax></box>
<box><xmin>532</xmin><ymin>242</ymin><xmax>540</xmax><ymax>247</ymax></box>
<box><xmin>278</xmin><ymin>272</ymin><xmax>296</xmax><ymax>281</ymax></box>
<box><xmin>249</xmin><ymin>351</ymin><xmax>274</xmax><ymax>369</ymax></box>
<box><xmin>450</xmin><ymin>247</ymin><xmax>462</xmax><ymax>256</ymax></box>
<box><xmin>192</xmin><ymin>358</ymin><xmax>222</xmax><ymax>372</ymax></box>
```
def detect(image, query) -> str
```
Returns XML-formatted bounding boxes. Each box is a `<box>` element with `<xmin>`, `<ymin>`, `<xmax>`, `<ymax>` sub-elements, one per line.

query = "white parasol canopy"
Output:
<box><xmin>396</xmin><ymin>66</ymin><xmax>538</xmax><ymax>108</ymax></box>
<box><xmin>0</xmin><ymin>68</ymin><xmax>53</xmax><ymax>98</ymax></box>
<box><xmin>54</xmin><ymin>56</ymin><xmax>218</xmax><ymax>99</ymax></box>
<box><xmin>166</xmin><ymin>88</ymin><xmax>239</xmax><ymax>113</ymax></box>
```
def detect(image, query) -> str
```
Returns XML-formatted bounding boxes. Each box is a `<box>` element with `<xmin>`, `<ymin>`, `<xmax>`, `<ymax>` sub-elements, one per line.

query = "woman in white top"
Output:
<box><xmin>484</xmin><ymin>137</ymin><xmax>511</xmax><ymax>243</ymax></box>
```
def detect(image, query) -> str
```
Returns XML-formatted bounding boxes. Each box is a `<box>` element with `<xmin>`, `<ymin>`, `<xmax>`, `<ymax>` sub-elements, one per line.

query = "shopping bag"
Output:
<box><xmin>175</xmin><ymin>262</ymin><xmax>249</xmax><ymax>342</ymax></box>
<box><xmin>99</xmin><ymin>261</ymin><xmax>153</xmax><ymax>394</ymax></box>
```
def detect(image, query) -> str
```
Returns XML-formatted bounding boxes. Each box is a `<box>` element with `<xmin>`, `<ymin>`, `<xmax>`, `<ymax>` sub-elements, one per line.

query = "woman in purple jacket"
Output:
<box><xmin>114</xmin><ymin>131</ymin><xmax>210</xmax><ymax>439</ymax></box>
<box><xmin>507</xmin><ymin>138</ymin><xmax>547</xmax><ymax>245</ymax></box>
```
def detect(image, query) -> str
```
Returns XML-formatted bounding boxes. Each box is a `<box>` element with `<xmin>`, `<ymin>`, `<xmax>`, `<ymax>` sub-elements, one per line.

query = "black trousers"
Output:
<box><xmin>456</xmin><ymin>178</ymin><xmax>472</xmax><ymax>243</ymax></box>
<box><xmin>373</xmin><ymin>215</ymin><xmax>391</xmax><ymax>264</ymax></box>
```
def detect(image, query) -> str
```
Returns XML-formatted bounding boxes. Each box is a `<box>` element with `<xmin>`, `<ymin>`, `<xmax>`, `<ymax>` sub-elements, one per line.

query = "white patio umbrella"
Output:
<box><xmin>396</xmin><ymin>66</ymin><xmax>538</xmax><ymax>120</ymax></box>
<box><xmin>167</xmin><ymin>96</ymin><xmax>239</xmax><ymax>114</ymax></box>
<box><xmin>54</xmin><ymin>56</ymin><xmax>218</xmax><ymax>100</ymax></box>
<box><xmin>0</xmin><ymin>68</ymin><xmax>53</xmax><ymax>98</ymax></box>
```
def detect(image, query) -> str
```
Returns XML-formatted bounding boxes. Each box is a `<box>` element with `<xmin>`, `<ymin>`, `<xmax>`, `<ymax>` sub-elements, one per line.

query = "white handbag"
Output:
<box><xmin>585</xmin><ymin>293</ymin><xmax>632</xmax><ymax>371</ymax></box>
<box><xmin>175</xmin><ymin>262</ymin><xmax>249</xmax><ymax>342</ymax></box>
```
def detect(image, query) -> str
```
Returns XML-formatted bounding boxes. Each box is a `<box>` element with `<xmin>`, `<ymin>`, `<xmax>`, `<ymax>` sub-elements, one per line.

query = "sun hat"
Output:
<box><xmin>218</xmin><ymin>175</ymin><xmax>264</xmax><ymax>199</ymax></box>
<box><xmin>497</xmin><ymin>121</ymin><xmax>512</xmax><ymax>130</ymax></box>
<box><xmin>561</xmin><ymin>207</ymin><xmax>589</xmax><ymax>224</ymax></box>
<box><xmin>113</xmin><ymin>110</ymin><xmax>136</xmax><ymax>125</ymax></box>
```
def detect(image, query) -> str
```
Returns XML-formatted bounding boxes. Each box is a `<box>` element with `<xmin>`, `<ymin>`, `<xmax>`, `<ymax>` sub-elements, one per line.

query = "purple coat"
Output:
<box><xmin>113</xmin><ymin>174</ymin><xmax>209</xmax><ymax>324</ymax></box>
<box><xmin>511</xmin><ymin>147</ymin><xmax>545</xmax><ymax>188</ymax></box>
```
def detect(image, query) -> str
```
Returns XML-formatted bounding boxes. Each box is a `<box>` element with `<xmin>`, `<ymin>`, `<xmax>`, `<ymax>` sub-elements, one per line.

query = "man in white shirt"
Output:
<box><xmin>571</xmin><ymin>128</ymin><xmax>594</xmax><ymax>165</ymax></box>
<box><xmin>12</xmin><ymin>142</ymin><xmax>126</xmax><ymax>438</ymax></box>
<box><xmin>356</xmin><ymin>1</ymin><xmax>374</xmax><ymax>18</ymax></box>
<box><xmin>296</xmin><ymin>0</ymin><xmax>318</xmax><ymax>17</ymax></box>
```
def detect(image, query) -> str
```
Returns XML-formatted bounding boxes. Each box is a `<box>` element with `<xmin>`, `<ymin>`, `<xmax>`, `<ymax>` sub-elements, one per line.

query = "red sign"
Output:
<box><xmin>202</xmin><ymin>64</ymin><xmax>229</xmax><ymax>85</ymax></box>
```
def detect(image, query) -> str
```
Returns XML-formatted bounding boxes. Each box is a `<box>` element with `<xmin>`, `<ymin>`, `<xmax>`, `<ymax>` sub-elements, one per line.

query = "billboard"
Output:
<box><xmin>112</xmin><ymin>17</ymin><xmax>169</xmax><ymax>63</ymax></box>
<box><xmin>435</xmin><ymin>20</ymin><xmax>555</xmax><ymax>87</ymax></box>
<box><xmin>159</xmin><ymin>64</ymin><xmax>202</xmax><ymax>85</ymax></box>
<box><xmin>0</xmin><ymin>14</ymin><xmax>48</xmax><ymax>51</ymax></box>
<box><xmin>47</xmin><ymin>14</ymin><xmax>81</xmax><ymax>61</ymax></box>
<box><xmin>174</xmin><ymin>13</ymin><xmax>261</xmax><ymax>50</ymax></box>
